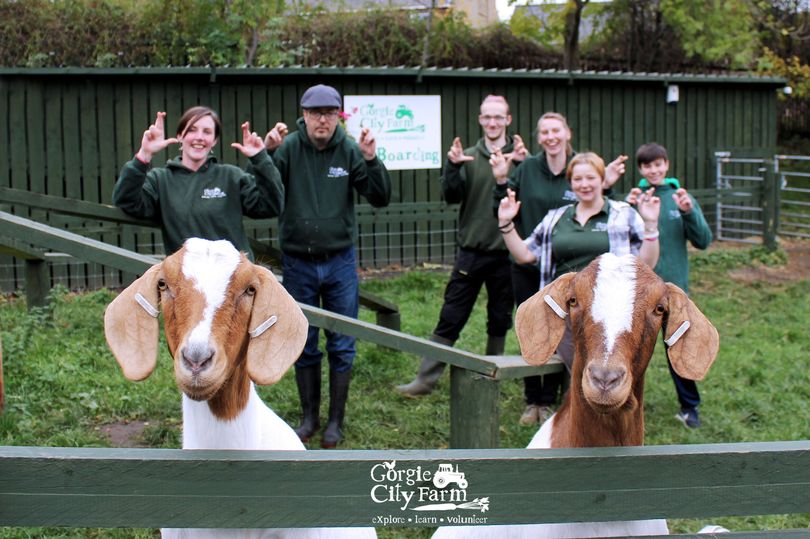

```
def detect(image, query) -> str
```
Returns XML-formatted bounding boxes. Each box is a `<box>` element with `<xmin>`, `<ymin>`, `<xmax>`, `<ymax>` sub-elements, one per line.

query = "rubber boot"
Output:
<box><xmin>395</xmin><ymin>334</ymin><xmax>455</xmax><ymax>397</ymax></box>
<box><xmin>486</xmin><ymin>335</ymin><xmax>506</xmax><ymax>356</ymax></box>
<box><xmin>321</xmin><ymin>369</ymin><xmax>351</xmax><ymax>449</ymax></box>
<box><xmin>293</xmin><ymin>365</ymin><xmax>321</xmax><ymax>443</ymax></box>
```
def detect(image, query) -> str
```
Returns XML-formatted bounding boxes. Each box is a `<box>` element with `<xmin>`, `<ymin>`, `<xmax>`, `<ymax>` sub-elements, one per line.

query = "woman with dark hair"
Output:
<box><xmin>113</xmin><ymin>106</ymin><xmax>284</xmax><ymax>259</ymax></box>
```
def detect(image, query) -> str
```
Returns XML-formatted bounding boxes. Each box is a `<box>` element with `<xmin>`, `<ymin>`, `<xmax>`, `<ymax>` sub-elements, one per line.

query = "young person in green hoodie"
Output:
<box><xmin>396</xmin><ymin>95</ymin><xmax>527</xmax><ymax>397</ymax></box>
<box><xmin>627</xmin><ymin>142</ymin><xmax>713</xmax><ymax>429</ymax></box>
<box><xmin>262</xmin><ymin>84</ymin><xmax>392</xmax><ymax>448</ymax></box>
<box><xmin>113</xmin><ymin>107</ymin><xmax>284</xmax><ymax>259</ymax></box>
<box><xmin>491</xmin><ymin>112</ymin><xmax>630</xmax><ymax>426</ymax></box>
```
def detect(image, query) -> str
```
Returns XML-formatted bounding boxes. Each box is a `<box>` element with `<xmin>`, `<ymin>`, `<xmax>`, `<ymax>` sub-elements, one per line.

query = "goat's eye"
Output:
<box><xmin>654</xmin><ymin>304</ymin><xmax>666</xmax><ymax>315</ymax></box>
<box><xmin>157</xmin><ymin>279</ymin><xmax>167</xmax><ymax>291</ymax></box>
<box><xmin>245</xmin><ymin>285</ymin><xmax>257</xmax><ymax>296</ymax></box>
<box><xmin>568</xmin><ymin>297</ymin><xmax>577</xmax><ymax>307</ymax></box>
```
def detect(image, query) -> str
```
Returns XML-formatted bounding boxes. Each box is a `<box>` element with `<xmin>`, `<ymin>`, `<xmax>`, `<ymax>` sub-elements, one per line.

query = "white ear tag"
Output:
<box><xmin>134</xmin><ymin>293</ymin><xmax>159</xmax><ymax>318</ymax></box>
<box><xmin>249</xmin><ymin>315</ymin><xmax>278</xmax><ymax>339</ymax></box>
<box><xmin>664</xmin><ymin>320</ymin><xmax>691</xmax><ymax>347</ymax></box>
<box><xmin>543</xmin><ymin>295</ymin><xmax>568</xmax><ymax>319</ymax></box>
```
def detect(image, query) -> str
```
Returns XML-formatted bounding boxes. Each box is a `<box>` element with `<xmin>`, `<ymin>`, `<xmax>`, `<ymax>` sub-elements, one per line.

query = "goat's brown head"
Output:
<box><xmin>103</xmin><ymin>238</ymin><xmax>307</xmax><ymax>401</ymax></box>
<box><xmin>516</xmin><ymin>253</ymin><xmax>719</xmax><ymax>414</ymax></box>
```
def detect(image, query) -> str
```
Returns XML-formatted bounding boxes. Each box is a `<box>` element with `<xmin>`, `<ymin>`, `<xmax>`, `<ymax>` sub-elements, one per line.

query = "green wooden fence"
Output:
<box><xmin>0</xmin><ymin>66</ymin><xmax>785</xmax><ymax>292</ymax></box>
<box><xmin>1</xmin><ymin>442</ymin><xmax>809</xmax><ymax>534</ymax></box>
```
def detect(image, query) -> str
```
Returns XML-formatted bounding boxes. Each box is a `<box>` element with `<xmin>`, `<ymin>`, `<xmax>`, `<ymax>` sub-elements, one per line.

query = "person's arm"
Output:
<box><xmin>352</xmin><ymin>128</ymin><xmax>392</xmax><ymax>207</ymax></box>
<box><xmin>634</xmin><ymin>189</ymin><xmax>661</xmax><ymax>268</ymax></box>
<box><xmin>497</xmin><ymin>189</ymin><xmax>537</xmax><ymax>264</ymax></box>
<box><xmin>232</xmin><ymin>122</ymin><xmax>285</xmax><ymax>218</ymax></box>
<box><xmin>441</xmin><ymin>137</ymin><xmax>474</xmax><ymax>204</ymax></box>
<box><xmin>674</xmin><ymin>188</ymin><xmax>713</xmax><ymax>250</ymax></box>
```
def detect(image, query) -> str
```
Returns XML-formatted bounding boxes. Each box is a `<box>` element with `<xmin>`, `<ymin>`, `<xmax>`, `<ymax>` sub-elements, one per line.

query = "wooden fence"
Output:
<box><xmin>1</xmin><ymin>442</ymin><xmax>809</xmax><ymax>534</ymax></box>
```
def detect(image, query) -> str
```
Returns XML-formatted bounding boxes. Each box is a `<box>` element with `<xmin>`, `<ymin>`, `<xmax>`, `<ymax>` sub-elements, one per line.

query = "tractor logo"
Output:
<box><xmin>433</xmin><ymin>463</ymin><xmax>468</xmax><ymax>489</ymax></box>
<box><xmin>395</xmin><ymin>105</ymin><xmax>414</xmax><ymax>119</ymax></box>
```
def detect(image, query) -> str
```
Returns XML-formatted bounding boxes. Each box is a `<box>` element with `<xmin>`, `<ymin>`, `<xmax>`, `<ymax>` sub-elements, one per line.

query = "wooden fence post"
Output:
<box><xmin>449</xmin><ymin>365</ymin><xmax>499</xmax><ymax>449</ymax></box>
<box><xmin>23</xmin><ymin>258</ymin><xmax>50</xmax><ymax>310</ymax></box>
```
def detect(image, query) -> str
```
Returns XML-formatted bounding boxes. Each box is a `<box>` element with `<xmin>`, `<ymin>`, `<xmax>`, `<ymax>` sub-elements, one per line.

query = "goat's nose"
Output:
<box><xmin>181</xmin><ymin>345</ymin><xmax>214</xmax><ymax>375</ymax></box>
<box><xmin>587</xmin><ymin>364</ymin><xmax>626</xmax><ymax>392</ymax></box>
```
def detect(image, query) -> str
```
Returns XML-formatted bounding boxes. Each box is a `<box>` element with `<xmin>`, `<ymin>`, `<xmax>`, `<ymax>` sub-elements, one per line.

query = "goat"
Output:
<box><xmin>104</xmin><ymin>238</ymin><xmax>376</xmax><ymax>539</ymax></box>
<box><xmin>433</xmin><ymin>253</ymin><xmax>719</xmax><ymax>538</ymax></box>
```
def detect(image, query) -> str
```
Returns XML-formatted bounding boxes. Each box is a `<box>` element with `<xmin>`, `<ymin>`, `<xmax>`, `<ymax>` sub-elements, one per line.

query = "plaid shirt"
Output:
<box><xmin>525</xmin><ymin>199</ymin><xmax>645</xmax><ymax>289</ymax></box>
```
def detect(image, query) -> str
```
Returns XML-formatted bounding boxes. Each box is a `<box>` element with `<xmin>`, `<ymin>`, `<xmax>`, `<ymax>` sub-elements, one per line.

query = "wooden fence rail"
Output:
<box><xmin>1</xmin><ymin>442</ymin><xmax>809</xmax><ymax>534</ymax></box>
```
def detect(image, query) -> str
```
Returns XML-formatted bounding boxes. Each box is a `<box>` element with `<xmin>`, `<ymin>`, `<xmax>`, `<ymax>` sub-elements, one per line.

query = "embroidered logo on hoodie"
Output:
<box><xmin>327</xmin><ymin>166</ymin><xmax>350</xmax><ymax>179</ymax></box>
<box><xmin>201</xmin><ymin>187</ymin><xmax>227</xmax><ymax>199</ymax></box>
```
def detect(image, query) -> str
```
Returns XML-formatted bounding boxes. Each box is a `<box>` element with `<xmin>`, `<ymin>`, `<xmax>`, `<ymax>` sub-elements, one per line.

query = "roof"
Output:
<box><xmin>0</xmin><ymin>66</ymin><xmax>787</xmax><ymax>86</ymax></box>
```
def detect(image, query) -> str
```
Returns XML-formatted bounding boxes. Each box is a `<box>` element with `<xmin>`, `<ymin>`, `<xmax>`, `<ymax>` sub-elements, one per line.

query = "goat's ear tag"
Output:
<box><xmin>249</xmin><ymin>315</ymin><xmax>278</xmax><ymax>339</ymax></box>
<box><xmin>543</xmin><ymin>295</ymin><xmax>568</xmax><ymax>319</ymax></box>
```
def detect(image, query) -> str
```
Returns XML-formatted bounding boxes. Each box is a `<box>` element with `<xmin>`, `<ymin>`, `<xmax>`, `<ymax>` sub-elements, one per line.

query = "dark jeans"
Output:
<box><xmin>513</xmin><ymin>263</ymin><xmax>565</xmax><ymax>406</ymax></box>
<box><xmin>282</xmin><ymin>246</ymin><xmax>359</xmax><ymax>373</ymax></box>
<box><xmin>433</xmin><ymin>248</ymin><xmax>514</xmax><ymax>341</ymax></box>
<box><xmin>667</xmin><ymin>356</ymin><xmax>701</xmax><ymax>409</ymax></box>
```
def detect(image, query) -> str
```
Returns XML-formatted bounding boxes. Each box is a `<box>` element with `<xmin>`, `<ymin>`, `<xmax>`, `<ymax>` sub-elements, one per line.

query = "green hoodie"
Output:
<box><xmin>637</xmin><ymin>178</ymin><xmax>712</xmax><ymax>292</ymax></box>
<box><xmin>272</xmin><ymin>118</ymin><xmax>392</xmax><ymax>257</ymax></box>
<box><xmin>113</xmin><ymin>150</ymin><xmax>284</xmax><ymax>258</ymax></box>
<box><xmin>442</xmin><ymin>136</ymin><xmax>516</xmax><ymax>251</ymax></box>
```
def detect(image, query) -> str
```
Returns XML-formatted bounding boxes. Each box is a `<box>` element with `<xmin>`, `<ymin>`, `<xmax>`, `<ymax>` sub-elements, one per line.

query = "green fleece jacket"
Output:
<box><xmin>272</xmin><ymin>118</ymin><xmax>392</xmax><ymax>257</ymax></box>
<box><xmin>442</xmin><ymin>136</ymin><xmax>516</xmax><ymax>252</ymax></box>
<box><xmin>638</xmin><ymin>178</ymin><xmax>713</xmax><ymax>292</ymax></box>
<box><xmin>113</xmin><ymin>150</ymin><xmax>284</xmax><ymax>258</ymax></box>
<box><xmin>493</xmin><ymin>152</ymin><xmax>579</xmax><ymax>240</ymax></box>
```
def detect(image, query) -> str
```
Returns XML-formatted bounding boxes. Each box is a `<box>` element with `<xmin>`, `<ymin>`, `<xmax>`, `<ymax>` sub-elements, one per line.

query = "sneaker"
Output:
<box><xmin>537</xmin><ymin>405</ymin><xmax>553</xmax><ymax>424</ymax></box>
<box><xmin>675</xmin><ymin>407</ymin><xmax>701</xmax><ymax>429</ymax></box>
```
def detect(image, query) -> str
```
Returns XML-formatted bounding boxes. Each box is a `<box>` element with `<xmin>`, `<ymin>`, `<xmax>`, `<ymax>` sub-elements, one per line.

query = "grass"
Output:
<box><xmin>1</xmin><ymin>243</ymin><xmax>809</xmax><ymax>537</ymax></box>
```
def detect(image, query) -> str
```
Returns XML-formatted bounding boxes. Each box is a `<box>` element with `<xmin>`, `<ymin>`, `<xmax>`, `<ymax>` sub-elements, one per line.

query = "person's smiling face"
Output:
<box><xmin>538</xmin><ymin>117</ymin><xmax>571</xmax><ymax>158</ymax></box>
<box><xmin>570</xmin><ymin>162</ymin><xmax>605</xmax><ymax>203</ymax></box>
<box><xmin>179</xmin><ymin>115</ymin><xmax>218</xmax><ymax>169</ymax></box>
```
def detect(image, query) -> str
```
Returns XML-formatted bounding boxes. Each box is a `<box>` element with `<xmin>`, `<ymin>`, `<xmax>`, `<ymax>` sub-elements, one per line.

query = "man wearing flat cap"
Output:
<box><xmin>263</xmin><ymin>84</ymin><xmax>391</xmax><ymax>449</ymax></box>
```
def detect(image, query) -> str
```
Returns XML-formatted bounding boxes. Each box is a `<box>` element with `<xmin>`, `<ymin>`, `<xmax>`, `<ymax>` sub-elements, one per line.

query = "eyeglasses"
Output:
<box><xmin>479</xmin><ymin>115</ymin><xmax>508</xmax><ymax>124</ymax></box>
<box><xmin>306</xmin><ymin>109</ymin><xmax>340</xmax><ymax>120</ymax></box>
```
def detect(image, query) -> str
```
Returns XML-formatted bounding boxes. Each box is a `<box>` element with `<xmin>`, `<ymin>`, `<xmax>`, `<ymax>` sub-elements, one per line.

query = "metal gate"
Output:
<box><xmin>714</xmin><ymin>152</ymin><xmax>769</xmax><ymax>244</ymax></box>
<box><xmin>775</xmin><ymin>155</ymin><xmax>810</xmax><ymax>239</ymax></box>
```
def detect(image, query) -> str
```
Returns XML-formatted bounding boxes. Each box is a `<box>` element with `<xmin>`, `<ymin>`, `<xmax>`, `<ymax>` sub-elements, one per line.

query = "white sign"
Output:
<box><xmin>344</xmin><ymin>95</ymin><xmax>442</xmax><ymax>170</ymax></box>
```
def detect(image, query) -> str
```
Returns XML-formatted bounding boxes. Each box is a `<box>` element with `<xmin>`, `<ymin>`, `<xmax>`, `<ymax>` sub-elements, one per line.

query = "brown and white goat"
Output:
<box><xmin>433</xmin><ymin>253</ymin><xmax>720</xmax><ymax>538</ymax></box>
<box><xmin>104</xmin><ymin>238</ymin><xmax>376</xmax><ymax>539</ymax></box>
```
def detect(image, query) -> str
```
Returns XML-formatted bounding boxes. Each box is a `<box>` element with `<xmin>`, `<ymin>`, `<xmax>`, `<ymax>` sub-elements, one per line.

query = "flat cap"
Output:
<box><xmin>300</xmin><ymin>84</ymin><xmax>341</xmax><ymax>109</ymax></box>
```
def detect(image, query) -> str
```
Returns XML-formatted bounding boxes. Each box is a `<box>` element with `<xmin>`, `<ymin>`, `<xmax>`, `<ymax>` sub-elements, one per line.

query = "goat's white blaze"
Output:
<box><xmin>590</xmin><ymin>254</ymin><xmax>637</xmax><ymax>361</ymax></box>
<box><xmin>181</xmin><ymin>239</ymin><xmax>241</xmax><ymax>348</ymax></box>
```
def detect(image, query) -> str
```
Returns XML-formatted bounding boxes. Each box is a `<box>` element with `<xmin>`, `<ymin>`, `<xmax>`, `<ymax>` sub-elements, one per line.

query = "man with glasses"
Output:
<box><xmin>397</xmin><ymin>95</ymin><xmax>527</xmax><ymax>397</ymax></box>
<box><xmin>263</xmin><ymin>84</ymin><xmax>391</xmax><ymax>448</ymax></box>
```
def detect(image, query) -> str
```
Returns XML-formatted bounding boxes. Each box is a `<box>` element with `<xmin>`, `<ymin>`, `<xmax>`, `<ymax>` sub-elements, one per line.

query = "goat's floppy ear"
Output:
<box><xmin>516</xmin><ymin>272</ymin><xmax>576</xmax><ymax>365</ymax></box>
<box><xmin>664</xmin><ymin>283</ymin><xmax>720</xmax><ymax>381</ymax></box>
<box><xmin>104</xmin><ymin>264</ymin><xmax>162</xmax><ymax>381</ymax></box>
<box><xmin>246</xmin><ymin>266</ymin><xmax>307</xmax><ymax>385</ymax></box>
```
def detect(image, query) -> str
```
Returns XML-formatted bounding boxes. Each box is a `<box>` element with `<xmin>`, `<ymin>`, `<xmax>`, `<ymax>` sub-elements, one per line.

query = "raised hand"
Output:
<box><xmin>672</xmin><ymin>188</ymin><xmax>694</xmax><ymax>213</ymax></box>
<box><xmin>231</xmin><ymin>121</ymin><xmax>264</xmax><ymax>157</ymax></box>
<box><xmin>137</xmin><ymin>111</ymin><xmax>179</xmax><ymax>163</ymax></box>
<box><xmin>503</xmin><ymin>134</ymin><xmax>528</xmax><ymax>163</ymax></box>
<box><xmin>489</xmin><ymin>148</ymin><xmax>510</xmax><ymax>184</ymax></box>
<box><xmin>447</xmin><ymin>137</ymin><xmax>474</xmax><ymax>164</ymax></box>
<box><xmin>636</xmin><ymin>187</ymin><xmax>661</xmax><ymax>225</ymax></box>
<box><xmin>498</xmin><ymin>188</ymin><xmax>521</xmax><ymax>225</ymax></box>
<box><xmin>625</xmin><ymin>187</ymin><xmax>643</xmax><ymax>205</ymax></box>
<box><xmin>358</xmin><ymin>127</ymin><xmax>377</xmax><ymax>161</ymax></box>
<box><xmin>263</xmin><ymin>122</ymin><xmax>288</xmax><ymax>151</ymax></box>
<box><xmin>605</xmin><ymin>154</ymin><xmax>629</xmax><ymax>188</ymax></box>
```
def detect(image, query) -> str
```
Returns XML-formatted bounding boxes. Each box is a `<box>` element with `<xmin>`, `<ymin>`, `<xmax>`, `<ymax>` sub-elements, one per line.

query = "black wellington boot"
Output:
<box><xmin>321</xmin><ymin>369</ymin><xmax>351</xmax><ymax>448</ymax></box>
<box><xmin>293</xmin><ymin>365</ymin><xmax>321</xmax><ymax>443</ymax></box>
